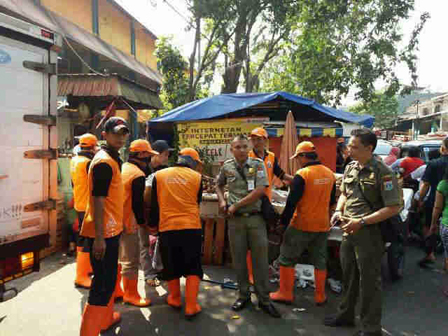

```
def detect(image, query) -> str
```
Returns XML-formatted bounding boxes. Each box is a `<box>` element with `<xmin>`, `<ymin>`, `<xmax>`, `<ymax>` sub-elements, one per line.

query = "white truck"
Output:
<box><xmin>0</xmin><ymin>12</ymin><xmax>61</xmax><ymax>301</ymax></box>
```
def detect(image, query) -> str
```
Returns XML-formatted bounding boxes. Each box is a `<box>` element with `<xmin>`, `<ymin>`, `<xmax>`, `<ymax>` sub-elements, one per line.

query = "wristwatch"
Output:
<box><xmin>360</xmin><ymin>218</ymin><xmax>366</xmax><ymax>227</ymax></box>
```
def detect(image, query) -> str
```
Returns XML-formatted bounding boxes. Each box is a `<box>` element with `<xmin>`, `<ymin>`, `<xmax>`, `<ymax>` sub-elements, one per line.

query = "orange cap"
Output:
<box><xmin>129</xmin><ymin>139</ymin><xmax>159</xmax><ymax>155</ymax></box>
<box><xmin>179</xmin><ymin>148</ymin><xmax>203</xmax><ymax>164</ymax></box>
<box><xmin>79</xmin><ymin>133</ymin><xmax>98</xmax><ymax>148</ymax></box>
<box><xmin>290</xmin><ymin>141</ymin><xmax>316</xmax><ymax>159</ymax></box>
<box><xmin>250</xmin><ymin>127</ymin><xmax>268</xmax><ymax>139</ymax></box>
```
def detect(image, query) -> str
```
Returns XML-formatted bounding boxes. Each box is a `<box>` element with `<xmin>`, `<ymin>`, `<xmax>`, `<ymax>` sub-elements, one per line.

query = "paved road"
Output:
<box><xmin>0</xmin><ymin>245</ymin><xmax>447</xmax><ymax>336</ymax></box>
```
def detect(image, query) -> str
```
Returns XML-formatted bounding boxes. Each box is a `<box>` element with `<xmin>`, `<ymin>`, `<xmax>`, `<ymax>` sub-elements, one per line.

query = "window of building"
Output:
<box><xmin>435</xmin><ymin>105</ymin><xmax>441</xmax><ymax>113</ymax></box>
<box><xmin>422</xmin><ymin>108</ymin><xmax>429</xmax><ymax>116</ymax></box>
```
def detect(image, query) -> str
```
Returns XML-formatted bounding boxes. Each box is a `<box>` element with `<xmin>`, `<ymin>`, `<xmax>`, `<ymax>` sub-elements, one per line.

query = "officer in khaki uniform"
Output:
<box><xmin>325</xmin><ymin>129</ymin><xmax>401</xmax><ymax>336</ymax></box>
<box><xmin>246</xmin><ymin>127</ymin><xmax>293</xmax><ymax>284</ymax></box>
<box><xmin>216</xmin><ymin>134</ymin><xmax>280</xmax><ymax>318</ymax></box>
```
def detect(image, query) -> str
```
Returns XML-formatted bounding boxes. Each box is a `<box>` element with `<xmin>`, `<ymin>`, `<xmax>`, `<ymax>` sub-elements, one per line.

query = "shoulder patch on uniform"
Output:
<box><xmin>383</xmin><ymin>180</ymin><xmax>394</xmax><ymax>191</ymax></box>
<box><xmin>382</xmin><ymin>174</ymin><xmax>393</xmax><ymax>181</ymax></box>
<box><xmin>224</xmin><ymin>159</ymin><xmax>233</xmax><ymax>164</ymax></box>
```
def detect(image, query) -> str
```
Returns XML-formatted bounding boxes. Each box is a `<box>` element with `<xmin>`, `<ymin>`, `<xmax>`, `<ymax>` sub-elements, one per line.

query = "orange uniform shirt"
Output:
<box><xmin>80</xmin><ymin>150</ymin><xmax>124</xmax><ymax>238</ymax></box>
<box><xmin>291</xmin><ymin>164</ymin><xmax>335</xmax><ymax>232</ymax></box>
<box><xmin>121</xmin><ymin>162</ymin><xmax>145</xmax><ymax>234</ymax></box>
<box><xmin>249</xmin><ymin>150</ymin><xmax>276</xmax><ymax>200</ymax></box>
<box><xmin>154</xmin><ymin>166</ymin><xmax>202</xmax><ymax>232</ymax></box>
<box><xmin>70</xmin><ymin>154</ymin><xmax>91</xmax><ymax>212</ymax></box>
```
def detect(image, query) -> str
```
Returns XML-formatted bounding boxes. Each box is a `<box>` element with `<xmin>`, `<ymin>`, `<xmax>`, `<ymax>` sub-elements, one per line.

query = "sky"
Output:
<box><xmin>117</xmin><ymin>0</ymin><xmax>448</xmax><ymax>106</ymax></box>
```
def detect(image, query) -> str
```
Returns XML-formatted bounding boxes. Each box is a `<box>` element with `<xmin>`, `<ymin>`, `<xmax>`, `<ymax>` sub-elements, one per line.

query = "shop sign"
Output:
<box><xmin>177</xmin><ymin>117</ymin><xmax>269</xmax><ymax>162</ymax></box>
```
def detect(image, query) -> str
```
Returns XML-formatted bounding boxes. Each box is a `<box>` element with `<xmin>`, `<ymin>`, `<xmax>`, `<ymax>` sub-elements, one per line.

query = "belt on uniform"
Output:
<box><xmin>234</xmin><ymin>212</ymin><xmax>260</xmax><ymax>217</ymax></box>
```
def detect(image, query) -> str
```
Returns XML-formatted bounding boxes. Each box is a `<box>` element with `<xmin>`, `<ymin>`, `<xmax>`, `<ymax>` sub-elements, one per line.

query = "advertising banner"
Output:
<box><xmin>177</xmin><ymin>117</ymin><xmax>269</xmax><ymax>162</ymax></box>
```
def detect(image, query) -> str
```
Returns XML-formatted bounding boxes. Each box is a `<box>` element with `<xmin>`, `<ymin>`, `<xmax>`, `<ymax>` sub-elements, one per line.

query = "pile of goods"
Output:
<box><xmin>202</xmin><ymin>175</ymin><xmax>217</xmax><ymax>193</ymax></box>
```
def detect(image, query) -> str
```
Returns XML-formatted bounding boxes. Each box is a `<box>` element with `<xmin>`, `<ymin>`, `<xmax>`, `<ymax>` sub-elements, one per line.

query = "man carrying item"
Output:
<box><xmin>149</xmin><ymin>148</ymin><xmax>204</xmax><ymax>320</ymax></box>
<box><xmin>216</xmin><ymin>134</ymin><xmax>281</xmax><ymax>318</ymax></box>
<box><xmin>70</xmin><ymin>133</ymin><xmax>98</xmax><ymax>289</ymax></box>
<box><xmin>270</xmin><ymin>141</ymin><xmax>336</xmax><ymax>306</ymax></box>
<box><xmin>141</xmin><ymin>140</ymin><xmax>174</xmax><ymax>286</ymax></box>
<box><xmin>247</xmin><ymin>127</ymin><xmax>293</xmax><ymax>283</ymax></box>
<box><xmin>418</xmin><ymin>137</ymin><xmax>448</xmax><ymax>267</ymax></box>
<box><xmin>119</xmin><ymin>139</ymin><xmax>158</xmax><ymax>307</ymax></box>
<box><xmin>324</xmin><ymin>129</ymin><xmax>401</xmax><ymax>336</ymax></box>
<box><xmin>79</xmin><ymin>117</ymin><xmax>129</xmax><ymax>336</ymax></box>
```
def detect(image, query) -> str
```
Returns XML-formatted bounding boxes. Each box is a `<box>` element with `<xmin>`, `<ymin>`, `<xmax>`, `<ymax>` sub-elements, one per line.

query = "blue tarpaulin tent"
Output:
<box><xmin>149</xmin><ymin>91</ymin><xmax>374</xmax><ymax>128</ymax></box>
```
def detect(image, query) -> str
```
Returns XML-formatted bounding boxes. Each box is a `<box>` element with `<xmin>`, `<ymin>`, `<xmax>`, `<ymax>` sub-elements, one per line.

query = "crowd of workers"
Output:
<box><xmin>69</xmin><ymin>115</ymin><xmax>448</xmax><ymax>336</ymax></box>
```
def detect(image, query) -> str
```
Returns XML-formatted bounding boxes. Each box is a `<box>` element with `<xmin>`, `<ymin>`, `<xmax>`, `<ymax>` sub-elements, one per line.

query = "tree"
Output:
<box><xmin>155</xmin><ymin>36</ymin><xmax>211</xmax><ymax>113</ymax></box>
<box><xmin>349</xmin><ymin>92</ymin><xmax>399</xmax><ymax>129</ymax></box>
<box><xmin>155</xmin><ymin>36</ymin><xmax>189</xmax><ymax>112</ymax></box>
<box><xmin>184</xmin><ymin>0</ymin><xmax>235</xmax><ymax>100</ymax></box>
<box><xmin>258</xmin><ymin>1</ymin><xmax>429</xmax><ymax>105</ymax></box>
<box><xmin>161</xmin><ymin>0</ymin><xmax>428</xmax><ymax>105</ymax></box>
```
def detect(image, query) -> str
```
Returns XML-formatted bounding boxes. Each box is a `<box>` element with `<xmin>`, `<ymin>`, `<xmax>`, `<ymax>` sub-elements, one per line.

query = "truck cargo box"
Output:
<box><xmin>0</xmin><ymin>12</ymin><xmax>61</xmax><ymax>301</ymax></box>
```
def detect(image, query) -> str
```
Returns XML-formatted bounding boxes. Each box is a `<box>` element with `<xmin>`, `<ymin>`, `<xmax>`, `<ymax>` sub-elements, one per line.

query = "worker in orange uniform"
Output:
<box><xmin>71</xmin><ymin>133</ymin><xmax>98</xmax><ymax>289</ymax></box>
<box><xmin>79</xmin><ymin>117</ymin><xmax>129</xmax><ymax>336</ymax></box>
<box><xmin>247</xmin><ymin>127</ymin><xmax>293</xmax><ymax>283</ymax></box>
<box><xmin>270</xmin><ymin>141</ymin><xmax>336</xmax><ymax>306</ymax></box>
<box><xmin>117</xmin><ymin>139</ymin><xmax>159</xmax><ymax>307</ymax></box>
<box><xmin>149</xmin><ymin>148</ymin><xmax>204</xmax><ymax>320</ymax></box>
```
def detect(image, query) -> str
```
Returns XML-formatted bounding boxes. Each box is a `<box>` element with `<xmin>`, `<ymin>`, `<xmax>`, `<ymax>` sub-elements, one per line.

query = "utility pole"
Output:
<box><xmin>412</xmin><ymin>99</ymin><xmax>420</xmax><ymax>140</ymax></box>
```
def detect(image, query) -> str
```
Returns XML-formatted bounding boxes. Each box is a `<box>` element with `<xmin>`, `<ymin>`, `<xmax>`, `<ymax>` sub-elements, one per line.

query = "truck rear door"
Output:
<box><xmin>0</xmin><ymin>33</ymin><xmax>52</xmax><ymax>247</ymax></box>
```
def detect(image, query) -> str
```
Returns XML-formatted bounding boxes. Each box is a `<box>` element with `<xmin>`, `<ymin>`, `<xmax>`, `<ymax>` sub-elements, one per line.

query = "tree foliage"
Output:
<box><xmin>155</xmin><ymin>36</ymin><xmax>189</xmax><ymax>112</ymax></box>
<box><xmin>259</xmin><ymin>1</ymin><xmax>429</xmax><ymax>106</ymax></box>
<box><xmin>349</xmin><ymin>92</ymin><xmax>399</xmax><ymax>129</ymax></box>
<box><xmin>158</xmin><ymin>0</ymin><xmax>429</xmax><ymax>107</ymax></box>
<box><xmin>155</xmin><ymin>36</ymin><xmax>210</xmax><ymax>112</ymax></box>
<box><xmin>189</xmin><ymin>0</ymin><xmax>297</xmax><ymax>93</ymax></box>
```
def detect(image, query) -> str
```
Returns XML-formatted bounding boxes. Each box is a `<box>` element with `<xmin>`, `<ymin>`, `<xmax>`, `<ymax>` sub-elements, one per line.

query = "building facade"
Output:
<box><xmin>398</xmin><ymin>92</ymin><xmax>448</xmax><ymax>138</ymax></box>
<box><xmin>39</xmin><ymin>0</ymin><xmax>158</xmax><ymax>77</ymax></box>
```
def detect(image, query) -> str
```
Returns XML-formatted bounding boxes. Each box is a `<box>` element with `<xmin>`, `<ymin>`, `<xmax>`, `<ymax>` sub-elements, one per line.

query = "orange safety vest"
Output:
<box><xmin>155</xmin><ymin>166</ymin><xmax>202</xmax><ymax>232</ymax></box>
<box><xmin>70</xmin><ymin>155</ymin><xmax>91</xmax><ymax>212</ymax></box>
<box><xmin>121</xmin><ymin>162</ymin><xmax>145</xmax><ymax>234</ymax></box>
<box><xmin>80</xmin><ymin>150</ymin><xmax>124</xmax><ymax>238</ymax></box>
<box><xmin>249</xmin><ymin>150</ymin><xmax>276</xmax><ymax>200</ymax></box>
<box><xmin>291</xmin><ymin>164</ymin><xmax>335</xmax><ymax>232</ymax></box>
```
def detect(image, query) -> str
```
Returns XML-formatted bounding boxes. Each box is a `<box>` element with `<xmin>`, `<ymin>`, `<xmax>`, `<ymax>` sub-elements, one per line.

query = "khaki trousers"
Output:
<box><xmin>338</xmin><ymin>225</ymin><xmax>384</xmax><ymax>333</ymax></box>
<box><xmin>228</xmin><ymin>214</ymin><xmax>271</xmax><ymax>305</ymax></box>
<box><xmin>119</xmin><ymin>229</ymin><xmax>140</xmax><ymax>279</ymax></box>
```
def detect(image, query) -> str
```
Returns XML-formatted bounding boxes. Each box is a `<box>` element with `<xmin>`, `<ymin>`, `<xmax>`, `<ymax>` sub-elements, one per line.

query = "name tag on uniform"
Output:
<box><xmin>248</xmin><ymin>179</ymin><xmax>255</xmax><ymax>191</ymax></box>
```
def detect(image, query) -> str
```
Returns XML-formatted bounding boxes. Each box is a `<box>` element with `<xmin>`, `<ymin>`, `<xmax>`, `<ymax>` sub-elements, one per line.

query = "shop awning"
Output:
<box><xmin>58</xmin><ymin>74</ymin><xmax>163</xmax><ymax>110</ymax></box>
<box><xmin>150</xmin><ymin>91</ymin><xmax>374</xmax><ymax>127</ymax></box>
<box><xmin>0</xmin><ymin>0</ymin><xmax>162</xmax><ymax>86</ymax></box>
<box><xmin>266</xmin><ymin>127</ymin><xmax>343</xmax><ymax>138</ymax></box>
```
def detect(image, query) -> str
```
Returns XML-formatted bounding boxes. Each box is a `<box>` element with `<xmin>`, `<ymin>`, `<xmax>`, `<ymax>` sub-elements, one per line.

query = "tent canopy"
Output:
<box><xmin>149</xmin><ymin>91</ymin><xmax>374</xmax><ymax>127</ymax></box>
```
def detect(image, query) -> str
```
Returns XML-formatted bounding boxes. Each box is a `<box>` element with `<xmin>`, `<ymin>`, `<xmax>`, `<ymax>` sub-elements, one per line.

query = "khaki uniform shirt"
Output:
<box><xmin>341</xmin><ymin>158</ymin><xmax>401</xmax><ymax>218</ymax></box>
<box><xmin>217</xmin><ymin>157</ymin><xmax>269</xmax><ymax>213</ymax></box>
